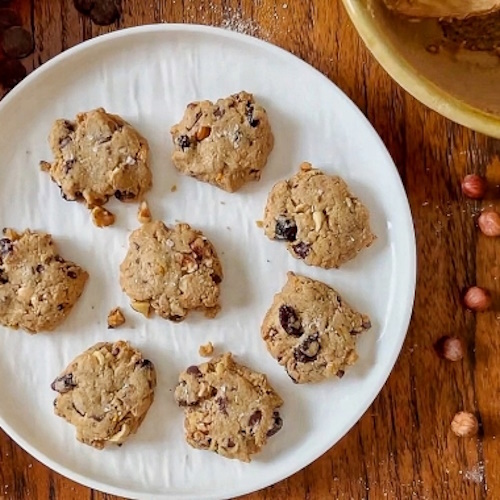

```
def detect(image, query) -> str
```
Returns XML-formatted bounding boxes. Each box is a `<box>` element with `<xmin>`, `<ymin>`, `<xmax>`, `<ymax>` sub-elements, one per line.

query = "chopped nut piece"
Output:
<box><xmin>181</xmin><ymin>255</ymin><xmax>198</xmax><ymax>273</ymax></box>
<box><xmin>137</xmin><ymin>200</ymin><xmax>152</xmax><ymax>224</ymax></box>
<box><xmin>131</xmin><ymin>300</ymin><xmax>151</xmax><ymax>317</ymax></box>
<box><xmin>91</xmin><ymin>206</ymin><xmax>115</xmax><ymax>227</ymax></box>
<box><xmin>256</xmin><ymin>220</ymin><xmax>264</xmax><ymax>228</ymax></box>
<box><xmin>171</xmin><ymin>185</ymin><xmax>177</xmax><ymax>192</ymax></box>
<box><xmin>199</xmin><ymin>342</ymin><xmax>214</xmax><ymax>357</ymax></box>
<box><xmin>107</xmin><ymin>307</ymin><xmax>126</xmax><ymax>329</ymax></box>
<box><xmin>312</xmin><ymin>211</ymin><xmax>325</xmax><ymax>232</ymax></box>
<box><xmin>451</xmin><ymin>411</ymin><xmax>478</xmax><ymax>437</ymax></box>
<box><xmin>196</xmin><ymin>126</ymin><xmax>211</xmax><ymax>141</ymax></box>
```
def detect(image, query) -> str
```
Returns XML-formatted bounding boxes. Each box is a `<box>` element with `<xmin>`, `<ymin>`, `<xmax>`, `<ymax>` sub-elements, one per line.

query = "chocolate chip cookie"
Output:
<box><xmin>119</xmin><ymin>221</ymin><xmax>223</xmax><ymax>322</ymax></box>
<box><xmin>174</xmin><ymin>353</ymin><xmax>283</xmax><ymax>462</ymax></box>
<box><xmin>41</xmin><ymin>108</ymin><xmax>151</xmax><ymax>209</ymax></box>
<box><xmin>0</xmin><ymin>228</ymin><xmax>88</xmax><ymax>333</ymax></box>
<box><xmin>263</xmin><ymin>163</ymin><xmax>376</xmax><ymax>268</ymax></box>
<box><xmin>170</xmin><ymin>91</ymin><xmax>274</xmax><ymax>192</ymax></box>
<box><xmin>261</xmin><ymin>272</ymin><xmax>371</xmax><ymax>384</ymax></box>
<box><xmin>51</xmin><ymin>340</ymin><xmax>156</xmax><ymax>449</ymax></box>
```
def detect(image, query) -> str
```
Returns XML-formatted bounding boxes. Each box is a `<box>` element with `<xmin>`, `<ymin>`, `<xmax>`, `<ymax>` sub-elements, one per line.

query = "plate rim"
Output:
<box><xmin>0</xmin><ymin>23</ymin><xmax>417</xmax><ymax>500</ymax></box>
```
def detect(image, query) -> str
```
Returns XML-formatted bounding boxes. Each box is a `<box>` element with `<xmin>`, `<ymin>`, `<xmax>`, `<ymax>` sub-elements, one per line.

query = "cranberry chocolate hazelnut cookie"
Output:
<box><xmin>170</xmin><ymin>91</ymin><xmax>274</xmax><ymax>192</ymax></box>
<box><xmin>40</xmin><ymin>108</ymin><xmax>151</xmax><ymax>209</ymax></box>
<box><xmin>119</xmin><ymin>220</ymin><xmax>223</xmax><ymax>321</ymax></box>
<box><xmin>174</xmin><ymin>353</ymin><xmax>283</xmax><ymax>462</ymax></box>
<box><xmin>263</xmin><ymin>163</ymin><xmax>375</xmax><ymax>268</ymax></box>
<box><xmin>261</xmin><ymin>272</ymin><xmax>371</xmax><ymax>384</ymax></box>
<box><xmin>0</xmin><ymin>228</ymin><xmax>88</xmax><ymax>333</ymax></box>
<box><xmin>51</xmin><ymin>340</ymin><xmax>156</xmax><ymax>449</ymax></box>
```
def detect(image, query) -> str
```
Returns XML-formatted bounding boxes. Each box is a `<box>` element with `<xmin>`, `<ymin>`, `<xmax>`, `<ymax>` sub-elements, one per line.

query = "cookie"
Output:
<box><xmin>41</xmin><ymin>107</ymin><xmax>151</xmax><ymax>209</ymax></box>
<box><xmin>51</xmin><ymin>340</ymin><xmax>156</xmax><ymax>449</ymax></box>
<box><xmin>0</xmin><ymin>228</ymin><xmax>88</xmax><ymax>333</ymax></box>
<box><xmin>174</xmin><ymin>353</ymin><xmax>283</xmax><ymax>462</ymax></box>
<box><xmin>261</xmin><ymin>272</ymin><xmax>371</xmax><ymax>384</ymax></box>
<box><xmin>119</xmin><ymin>220</ymin><xmax>223</xmax><ymax>321</ymax></box>
<box><xmin>170</xmin><ymin>91</ymin><xmax>274</xmax><ymax>192</ymax></box>
<box><xmin>263</xmin><ymin>163</ymin><xmax>375</xmax><ymax>269</ymax></box>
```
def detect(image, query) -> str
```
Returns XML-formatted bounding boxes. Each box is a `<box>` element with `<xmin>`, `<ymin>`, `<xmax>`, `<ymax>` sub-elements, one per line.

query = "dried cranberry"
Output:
<box><xmin>278</xmin><ymin>305</ymin><xmax>302</xmax><ymax>337</ymax></box>
<box><xmin>267</xmin><ymin>411</ymin><xmax>283</xmax><ymax>437</ymax></box>
<box><xmin>274</xmin><ymin>217</ymin><xmax>297</xmax><ymax>241</ymax></box>
<box><xmin>292</xmin><ymin>241</ymin><xmax>310</xmax><ymax>259</ymax></box>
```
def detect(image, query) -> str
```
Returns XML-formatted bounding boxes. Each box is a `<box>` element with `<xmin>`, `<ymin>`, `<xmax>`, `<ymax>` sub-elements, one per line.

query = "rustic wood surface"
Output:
<box><xmin>1</xmin><ymin>0</ymin><xmax>500</xmax><ymax>498</ymax></box>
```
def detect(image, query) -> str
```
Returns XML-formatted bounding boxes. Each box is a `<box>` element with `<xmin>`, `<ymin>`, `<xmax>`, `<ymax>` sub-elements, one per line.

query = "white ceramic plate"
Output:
<box><xmin>0</xmin><ymin>24</ymin><xmax>415</xmax><ymax>500</ymax></box>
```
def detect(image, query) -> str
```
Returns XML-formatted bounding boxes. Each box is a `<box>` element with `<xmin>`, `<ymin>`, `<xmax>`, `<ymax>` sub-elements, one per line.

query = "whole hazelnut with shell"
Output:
<box><xmin>434</xmin><ymin>336</ymin><xmax>464</xmax><ymax>361</ymax></box>
<box><xmin>478</xmin><ymin>210</ymin><xmax>500</xmax><ymax>237</ymax></box>
<box><xmin>464</xmin><ymin>286</ymin><xmax>492</xmax><ymax>312</ymax></box>
<box><xmin>461</xmin><ymin>174</ymin><xmax>487</xmax><ymax>200</ymax></box>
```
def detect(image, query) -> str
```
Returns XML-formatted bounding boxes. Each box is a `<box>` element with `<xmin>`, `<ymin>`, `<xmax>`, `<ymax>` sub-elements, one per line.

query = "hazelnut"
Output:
<box><xmin>198</xmin><ymin>342</ymin><xmax>214</xmax><ymax>357</ymax></box>
<box><xmin>107</xmin><ymin>307</ymin><xmax>125</xmax><ymax>329</ymax></box>
<box><xmin>464</xmin><ymin>286</ymin><xmax>492</xmax><ymax>312</ymax></box>
<box><xmin>478</xmin><ymin>210</ymin><xmax>500</xmax><ymax>237</ymax></box>
<box><xmin>461</xmin><ymin>174</ymin><xmax>487</xmax><ymax>199</ymax></box>
<box><xmin>433</xmin><ymin>336</ymin><xmax>464</xmax><ymax>361</ymax></box>
<box><xmin>196</xmin><ymin>126</ymin><xmax>211</xmax><ymax>141</ymax></box>
<box><xmin>91</xmin><ymin>206</ymin><xmax>115</xmax><ymax>227</ymax></box>
<box><xmin>451</xmin><ymin>411</ymin><xmax>479</xmax><ymax>437</ymax></box>
<box><xmin>137</xmin><ymin>200</ymin><xmax>152</xmax><ymax>224</ymax></box>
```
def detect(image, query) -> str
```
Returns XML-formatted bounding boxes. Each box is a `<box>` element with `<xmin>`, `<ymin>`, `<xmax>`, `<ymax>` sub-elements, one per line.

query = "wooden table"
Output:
<box><xmin>1</xmin><ymin>1</ymin><xmax>500</xmax><ymax>499</ymax></box>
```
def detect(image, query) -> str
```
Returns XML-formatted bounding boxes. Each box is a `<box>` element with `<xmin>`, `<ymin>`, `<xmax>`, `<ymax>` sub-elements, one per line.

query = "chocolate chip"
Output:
<box><xmin>0</xmin><ymin>9</ymin><xmax>21</xmax><ymax>33</ymax></box>
<box><xmin>136</xmin><ymin>358</ymin><xmax>154</xmax><ymax>369</ymax></box>
<box><xmin>266</xmin><ymin>411</ymin><xmax>283</xmax><ymax>437</ymax></box>
<box><xmin>337</xmin><ymin>370</ymin><xmax>345</xmax><ymax>378</ymax></box>
<box><xmin>294</xmin><ymin>333</ymin><xmax>320</xmax><ymax>363</ymax></box>
<box><xmin>0</xmin><ymin>58</ymin><xmax>26</xmax><ymax>89</ymax></box>
<box><xmin>248</xmin><ymin>410</ymin><xmax>262</xmax><ymax>427</ymax></box>
<box><xmin>278</xmin><ymin>305</ymin><xmax>302</xmax><ymax>337</ymax></box>
<box><xmin>177</xmin><ymin>134</ymin><xmax>191</xmax><ymax>150</ymax></box>
<box><xmin>2</xmin><ymin>26</ymin><xmax>34</xmax><ymax>59</ymax></box>
<box><xmin>216</xmin><ymin>396</ymin><xmax>228</xmax><ymax>415</ymax></box>
<box><xmin>67</xmin><ymin>270</ymin><xmax>77</xmax><ymax>279</ymax></box>
<box><xmin>245</xmin><ymin>103</ymin><xmax>259</xmax><ymax>127</ymax></box>
<box><xmin>89</xmin><ymin>0</ymin><xmax>121</xmax><ymax>25</ymax></box>
<box><xmin>292</xmin><ymin>241</ymin><xmax>310</xmax><ymax>259</ymax></box>
<box><xmin>51</xmin><ymin>373</ymin><xmax>76</xmax><ymax>393</ymax></box>
<box><xmin>57</xmin><ymin>304</ymin><xmax>64</xmax><ymax>311</ymax></box>
<box><xmin>274</xmin><ymin>216</ymin><xmax>297</xmax><ymax>241</ymax></box>
<box><xmin>0</xmin><ymin>238</ymin><xmax>13</xmax><ymax>255</ymax></box>
<box><xmin>186</xmin><ymin>365</ymin><xmax>202</xmax><ymax>377</ymax></box>
<box><xmin>212</xmin><ymin>274</ymin><xmax>222</xmax><ymax>284</ymax></box>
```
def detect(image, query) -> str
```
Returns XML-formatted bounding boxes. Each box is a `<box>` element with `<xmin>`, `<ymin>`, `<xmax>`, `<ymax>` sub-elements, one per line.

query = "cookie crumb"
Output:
<box><xmin>256</xmin><ymin>220</ymin><xmax>264</xmax><ymax>228</ymax></box>
<box><xmin>137</xmin><ymin>200</ymin><xmax>152</xmax><ymax>224</ymax></box>
<box><xmin>171</xmin><ymin>185</ymin><xmax>177</xmax><ymax>192</ymax></box>
<box><xmin>199</xmin><ymin>342</ymin><xmax>214</xmax><ymax>357</ymax></box>
<box><xmin>91</xmin><ymin>206</ymin><xmax>115</xmax><ymax>227</ymax></box>
<box><xmin>107</xmin><ymin>307</ymin><xmax>125</xmax><ymax>329</ymax></box>
<box><xmin>300</xmin><ymin>161</ymin><xmax>312</xmax><ymax>172</ymax></box>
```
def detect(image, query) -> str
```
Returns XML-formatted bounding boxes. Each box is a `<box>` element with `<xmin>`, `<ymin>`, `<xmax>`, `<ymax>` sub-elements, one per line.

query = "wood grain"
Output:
<box><xmin>1</xmin><ymin>0</ymin><xmax>500</xmax><ymax>498</ymax></box>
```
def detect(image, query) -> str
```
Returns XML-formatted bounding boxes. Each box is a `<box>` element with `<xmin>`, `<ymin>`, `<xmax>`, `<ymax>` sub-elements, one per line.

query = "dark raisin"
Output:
<box><xmin>177</xmin><ymin>134</ymin><xmax>191</xmax><ymax>150</ymax></box>
<box><xmin>266</xmin><ymin>411</ymin><xmax>283</xmax><ymax>437</ymax></box>
<box><xmin>114</xmin><ymin>190</ymin><xmax>135</xmax><ymax>200</ymax></box>
<box><xmin>51</xmin><ymin>373</ymin><xmax>76</xmax><ymax>393</ymax></box>
<box><xmin>213</xmin><ymin>107</ymin><xmax>225</xmax><ymax>119</ymax></box>
<box><xmin>63</xmin><ymin>159</ymin><xmax>75</xmax><ymax>173</ymax></box>
<box><xmin>278</xmin><ymin>305</ymin><xmax>302</xmax><ymax>337</ymax></box>
<box><xmin>186</xmin><ymin>365</ymin><xmax>202</xmax><ymax>377</ymax></box>
<box><xmin>136</xmin><ymin>358</ymin><xmax>154</xmax><ymax>369</ymax></box>
<box><xmin>245</xmin><ymin>103</ymin><xmax>259</xmax><ymax>127</ymax></box>
<box><xmin>57</xmin><ymin>304</ymin><xmax>64</xmax><ymax>311</ymax></box>
<box><xmin>63</xmin><ymin>120</ymin><xmax>75</xmax><ymax>132</ymax></box>
<box><xmin>168</xmin><ymin>314</ymin><xmax>184</xmax><ymax>322</ymax></box>
<box><xmin>1</xmin><ymin>26</ymin><xmax>34</xmax><ymax>59</ymax></box>
<box><xmin>35</xmin><ymin>264</ymin><xmax>44</xmax><ymax>273</ymax></box>
<box><xmin>274</xmin><ymin>217</ymin><xmax>297</xmax><ymax>241</ymax></box>
<box><xmin>59</xmin><ymin>136</ymin><xmax>72</xmax><ymax>148</ymax></box>
<box><xmin>72</xmin><ymin>402</ymin><xmax>85</xmax><ymax>417</ymax></box>
<box><xmin>0</xmin><ymin>59</ymin><xmax>26</xmax><ymax>89</ymax></box>
<box><xmin>248</xmin><ymin>410</ymin><xmax>262</xmax><ymax>428</ymax></box>
<box><xmin>54</xmin><ymin>255</ymin><xmax>64</xmax><ymax>263</ymax></box>
<box><xmin>0</xmin><ymin>238</ymin><xmax>13</xmax><ymax>255</ymax></box>
<box><xmin>216</xmin><ymin>396</ymin><xmax>228</xmax><ymax>415</ymax></box>
<box><xmin>292</xmin><ymin>241</ymin><xmax>310</xmax><ymax>259</ymax></box>
<box><xmin>337</xmin><ymin>370</ymin><xmax>345</xmax><ymax>378</ymax></box>
<box><xmin>67</xmin><ymin>270</ymin><xmax>77</xmax><ymax>279</ymax></box>
<box><xmin>227</xmin><ymin>438</ymin><xmax>235</xmax><ymax>448</ymax></box>
<box><xmin>0</xmin><ymin>272</ymin><xmax>8</xmax><ymax>284</ymax></box>
<box><xmin>211</xmin><ymin>274</ymin><xmax>222</xmax><ymax>284</ymax></box>
<box><xmin>362</xmin><ymin>319</ymin><xmax>372</xmax><ymax>329</ymax></box>
<box><xmin>294</xmin><ymin>333</ymin><xmax>320</xmax><ymax>363</ymax></box>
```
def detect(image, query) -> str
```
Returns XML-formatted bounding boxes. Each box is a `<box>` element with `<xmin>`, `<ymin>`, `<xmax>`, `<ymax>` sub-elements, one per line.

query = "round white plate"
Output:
<box><xmin>0</xmin><ymin>24</ymin><xmax>415</xmax><ymax>500</ymax></box>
